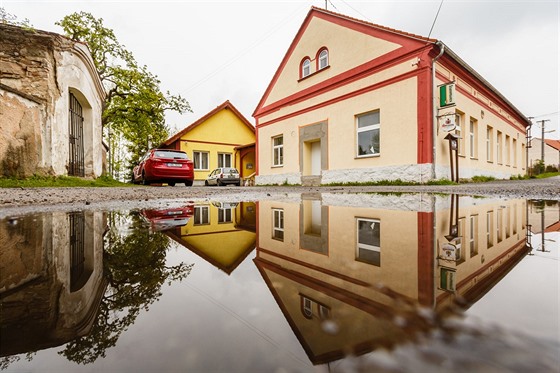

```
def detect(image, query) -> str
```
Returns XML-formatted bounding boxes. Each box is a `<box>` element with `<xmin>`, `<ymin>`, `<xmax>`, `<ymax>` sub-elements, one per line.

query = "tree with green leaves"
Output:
<box><xmin>56</xmin><ymin>12</ymin><xmax>191</xmax><ymax>179</ymax></box>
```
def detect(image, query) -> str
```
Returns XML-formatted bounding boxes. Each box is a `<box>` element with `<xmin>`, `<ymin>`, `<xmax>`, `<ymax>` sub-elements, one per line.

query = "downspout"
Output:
<box><xmin>432</xmin><ymin>41</ymin><xmax>445</xmax><ymax>180</ymax></box>
<box><xmin>431</xmin><ymin>42</ymin><xmax>445</xmax><ymax>310</ymax></box>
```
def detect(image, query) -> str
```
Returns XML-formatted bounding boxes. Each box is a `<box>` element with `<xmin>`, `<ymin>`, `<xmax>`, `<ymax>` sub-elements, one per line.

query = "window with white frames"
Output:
<box><xmin>218</xmin><ymin>208</ymin><xmax>233</xmax><ymax>223</ymax></box>
<box><xmin>469</xmin><ymin>118</ymin><xmax>477</xmax><ymax>158</ymax></box>
<box><xmin>455</xmin><ymin>112</ymin><xmax>465</xmax><ymax>156</ymax></box>
<box><xmin>218</xmin><ymin>153</ymin><xmax>232</xmax><ymax>168</ymax></box>
<box><xmin>318</xmin><ymin>49</ymin><xmax>328</xmax><ymax>70</ymax></box>
<box><xmin>497</xmin><ymin>131</ymin><xmax>502</xmax><ymax>164</ymax></box>
<box><xmin>194</xmin><ymin>206</ymin><xmax>209</xmax><ymax>225</ymax></box>
<box><xmin>356</xmin><ymin>218</ymin><xmax>380</xmax><ymax>266</ymax></box>
<box><xmin>193</xmin><ymin>151</ymin><xmax>209</xmax><ymax>170</ymax></box>
<box><xmin>470</xmin><ymin>215</ymin><xmax>478</xmax><ymax>257</ymax></box>
<box><xmin>272</xmin><ymin>208</ymin><xmax>284</xmax><ymax>241</ymax></box>
<box><xmin>356</xmin><ymin>111</ymin><xmax>380</xmax><ymax>157</ymax></box>
<box><xmin>512</xmin><ymin>138</ymin><xmax>517</xmax><ymax>168</ymax></box>
<box><xmin>272</xmin><ymin>135</ymin><xmax>283</xmax><ymax>166</ymax></box>
<box><xmin>486</xmin><ymin>211</ymin><xmax>494</xmax><ymax>248</ymax></box>
<box><xmin>486</xmin><ymin>126</ymin><xmax>493</xmax><ymax>162</ymax></box>
<box><xmin>301</xmin><ymin>58</ymin><xmax>311</xmax><ymax>78</ymax></box>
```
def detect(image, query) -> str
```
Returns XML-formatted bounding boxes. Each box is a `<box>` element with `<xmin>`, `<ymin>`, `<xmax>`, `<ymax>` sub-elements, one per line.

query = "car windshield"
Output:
<box><xmin>154</xmin><ymin>150</ymin><xmax>188</xmax><ymax>159</ymax></box>
<box><xmin>222</xmin><ymin>168</ymin><xmax>239</xmax><ymax>174</ymax></box>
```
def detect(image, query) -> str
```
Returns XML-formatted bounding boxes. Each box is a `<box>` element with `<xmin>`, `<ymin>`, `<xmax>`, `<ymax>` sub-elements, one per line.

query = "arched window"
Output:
<box><xmin>301</xmin><ymin>58</ymin><xmax>311</xmax><ymax>78</ymax></box>
<box><xmin>317</xmin><ymin>48</ymin><xmax>329</xmax><ymax>70</ymax></box>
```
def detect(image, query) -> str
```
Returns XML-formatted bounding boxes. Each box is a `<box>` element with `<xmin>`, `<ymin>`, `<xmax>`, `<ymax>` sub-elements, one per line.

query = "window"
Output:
<box><xmin>512</xmin><ymin>138</ymin><xmax>517</xmax><ymax>168</ymax></box>
<box><xmin>356</xmin><ymin>218</ymin><xmax>380</xmax><ymax>266</ymax></box>
<box><xmin>218</xmin><ymin>208</ymin><xmax>233</xmax><ymax>223</ymax></box>
<box><xmin>194</xmin><ymin>206</ymin><xmax>209</xmax><ymax>225</ymax></box>
<box><xmin>193</xmin><ymin>151</ymin><xmax>209</xmax><ymax>170</ymax></box>
<box><xmin>356</xmin><ymin>111</ymin><xmax>380</xmax><ymax>157</ymax></box>
<box><xmin>218</xmin><ymin>153</ymin><xmax>232</xmax><ymax>168</ymax></box>
<box><xmin>301</xmin><ymin>58</ymin><xmax>311</xmax><ymax>78</ymax></box>
<box><xmin>497</xmin><ymin>209</ymin><xmax>503</xmax><ymax>243</ymax></box>
<box><xmin>486</xmin><ymin>126</ymin><xmax>493</xmax><ymax>162</ymax></box>
<box><xmin>455</xmin><ymin>111</ymin><xmax>465</xmax><ymax>156</ymax></box>
<box><xmin>486</xmin><ymin>211</ymin><xmax>494</xmax><ymax>248</ymax></box>
<box><xmin>272</xmin><ymin>208</ymin><xmax>284</xmax><ymax>241</ymax></box>
<box><xmin>272</xmin><ymin>135</ymin><xmax>283</xmax><ymax>166</ymax></box>
<box><xmin>505</xmin><ymin>135</ymin><xmax>511</xmax><ymax>166</ymax></box>
<box><xmin>318</xmin><ymin>49</ymin><xmax>328</xmax><ymax>70</ymax></box>
<box><xmin>497</xmin><ymin>131</ymin><xmax>502</xmax><ymax>164</ymax></box>
<box><xmin>469</xmin><ymin>118</ymin><xmax>478</xmax><ymax>158</ymax></box>
<box><xmin>470</xmin><ymin>215</ymin><xmax>478</xmax><ymax>257</ymax></box>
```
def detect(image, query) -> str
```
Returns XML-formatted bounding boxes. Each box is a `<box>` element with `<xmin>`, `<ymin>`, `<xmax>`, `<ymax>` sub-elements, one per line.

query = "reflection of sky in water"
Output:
<box><xmin>1</xmin><ymin>196</ymin><xmax>558</xmax><ymax>372</ymax></box>
<box><xmin>465</xmin><ymin>230</ymin><xmax>559</xmax><ymax>340</ymax></box>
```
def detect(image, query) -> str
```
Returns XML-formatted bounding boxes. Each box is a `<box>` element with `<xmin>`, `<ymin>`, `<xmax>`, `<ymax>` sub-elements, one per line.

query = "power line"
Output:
<box><xmin>338</xmin><ymin>0</ymin><xmax>373</xmax><ymax>23</ymax></box>
<box><xmin>183</xmin><ymin>2</ymin><xmax>309</xmax><ymax>94</ymax></box>
<box><xmin>531</xmin><ymin>111</ymin><xmax>560</xmax><ymax>118</ymax></box>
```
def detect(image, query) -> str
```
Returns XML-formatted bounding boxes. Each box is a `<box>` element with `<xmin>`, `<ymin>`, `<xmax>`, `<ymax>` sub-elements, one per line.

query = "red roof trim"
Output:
<box><xmin>163</xmin><ymin>100</ymin><xmax>254</xmax><ymax>146</ymax></box>
<box><xmin>252</xmin><ymin>6</ymin><xmax>436</xmax><ymax>118</ymax></box>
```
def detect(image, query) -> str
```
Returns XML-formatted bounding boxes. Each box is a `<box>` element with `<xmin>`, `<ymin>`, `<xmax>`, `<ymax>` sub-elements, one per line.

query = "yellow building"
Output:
<box><xmin>253</xmin><ymin>7</ymin><xmax>531</xmax><ymax>185</ymax></box>
<box><xmin>162</xmin><ymin>100</ymin><xmax>256</xmax><ymax>184</ymax></box>
<box><xmin>165</xmin><ymin>202</ymin><xmax>257</xmax><ymax>274</ymax></box>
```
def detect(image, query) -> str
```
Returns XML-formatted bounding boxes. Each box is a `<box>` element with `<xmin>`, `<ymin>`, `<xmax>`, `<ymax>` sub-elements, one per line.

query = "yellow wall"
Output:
<box><xmin>177</xmin><ymin>108</ymin><xmax>255</xmax><ymax>180</ymax></box>
<box><xmin>435</xmin><ymin>63</ymin><xmax>527</xmax><ymax>178</ymax></box>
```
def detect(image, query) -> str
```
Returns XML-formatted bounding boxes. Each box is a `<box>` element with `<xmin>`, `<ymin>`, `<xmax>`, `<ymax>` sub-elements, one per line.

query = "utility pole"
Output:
<box><xmin>538</xmin><ymin>119</ymin><xmax>551</xmax><ymax>173</ymax></box>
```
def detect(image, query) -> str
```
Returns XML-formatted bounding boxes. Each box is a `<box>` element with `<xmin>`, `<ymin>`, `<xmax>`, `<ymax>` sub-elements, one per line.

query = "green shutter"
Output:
<box><xmin>440</xmin><ymin>85</ymin><xmax>447</xmax><ymax>107</ymax></box>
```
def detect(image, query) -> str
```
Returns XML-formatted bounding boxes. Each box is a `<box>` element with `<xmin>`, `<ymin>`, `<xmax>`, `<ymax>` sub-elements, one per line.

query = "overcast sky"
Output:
<box><xmin>3</xmin><ymin>0</ymin><xmax>559</xmax><ymax>139</ymax></box>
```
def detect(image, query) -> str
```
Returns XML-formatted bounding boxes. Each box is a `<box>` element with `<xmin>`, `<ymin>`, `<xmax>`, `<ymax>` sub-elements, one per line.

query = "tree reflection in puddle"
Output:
<box><xmin>0</xmin><ymin>194</ymin><xmax>558</xmax><ymax>371</ymax></box>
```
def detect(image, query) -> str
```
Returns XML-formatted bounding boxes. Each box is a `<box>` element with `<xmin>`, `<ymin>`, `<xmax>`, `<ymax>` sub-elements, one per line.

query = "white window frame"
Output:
<box><xmin>318</xmin><ymin>49</ymin><xmax>328</xmax><ymax>70</ymax></box>
<box><xmin>193</xmin><ymin>151</ymin><xmax>209</xmax><ymax>170</ymax></box>
<box><xmin>194</xmin><ymin>206</ymin><xmax>209</xmax><ymax>225</ymax></box>
<box><xmin>218</xmin><ymin>153</ymin><xmax>232</xmax><ymax>168</ymax></box>
<box><xmin>356</xmin><ymin>218</ymin><xmax>380</xmax><ymax>266</ymax></box>
<box><xmin>356</xmin><ymin>111</ymin><xmax>380</xmax><ymax>157</ymax></box>
<box><xmin>218</xmin><ymin>208</ymin><xmax>233</xmax><ymax>223</ymax></box>
<box><xmin>272</xmin><ymin>208</ymin><xmax>284</xmax><ymax>241</ymax></box>
<box><xmin>301</xmin><ymin>58</ymin><xmax>311</xmax><ymax>78</ymax></box>
<box><xmin>486</xmin><ymin>126</ymin><xmax>493</xmax><ymax>162</ymax></box>
<box><xmin>272</xmin><ymin>135</ymin><xmax>283</xmax><ymax>167</ymax></box>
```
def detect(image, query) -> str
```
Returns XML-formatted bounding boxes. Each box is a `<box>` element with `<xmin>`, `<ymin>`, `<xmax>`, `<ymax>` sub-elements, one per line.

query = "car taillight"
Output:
<box><xmin>220</xmin><ymin>173</ymin><xmax>224</xmax><ymax>178</ymax></box>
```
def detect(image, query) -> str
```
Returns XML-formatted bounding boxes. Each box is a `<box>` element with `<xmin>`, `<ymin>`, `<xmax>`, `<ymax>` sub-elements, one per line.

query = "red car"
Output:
<box><xmin>132</xmin><ymin>149</ymin><xmax>194</xmax><ymax>186</ymax></box>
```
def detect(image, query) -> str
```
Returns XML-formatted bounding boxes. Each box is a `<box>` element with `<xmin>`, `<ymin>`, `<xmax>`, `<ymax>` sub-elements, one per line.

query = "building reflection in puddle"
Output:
<box><xmin>255</xmin><ymin>194</ymin><xmax>550</xmax><ymax>365</ymax></box>
<box><xmin>0</xmin><ymin>211</ymin><xmax>108</xmax><ymax>357</ymax></box>
<box><xmin>162</xmin><ymin>201</ymin><xmax>257</xmax><ymax>274</ymax></box>
<box><xmin>0</xmin><ymin>195</ymin><xmax>557</xmax><ymax>369</ymax></box>
<box><xmin>0</xmin><ymin>209</ymin><xmax>194</xmax><ymax>365</ymax></box>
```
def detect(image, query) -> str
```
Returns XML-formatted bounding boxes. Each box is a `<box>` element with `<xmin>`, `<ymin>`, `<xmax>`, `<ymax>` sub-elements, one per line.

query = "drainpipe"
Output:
<box><xmin>432</xmin><ymin>41</ymin><xmax>445</xmax><ymax>180</ymax></box>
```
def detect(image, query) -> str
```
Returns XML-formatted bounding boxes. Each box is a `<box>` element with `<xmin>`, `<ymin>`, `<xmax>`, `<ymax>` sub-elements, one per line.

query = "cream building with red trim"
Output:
<box><xmin>253</xmin><ymin>7</ymin><xmax>531</xmax><ymax>185</ymax></box>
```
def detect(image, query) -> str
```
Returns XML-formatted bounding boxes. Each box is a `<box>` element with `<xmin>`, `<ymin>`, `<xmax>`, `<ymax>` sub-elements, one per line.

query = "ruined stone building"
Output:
<box><xmin>0</xmin><ymin>23</ymin><xmax>105</xmax><ymax>178</ymax></box>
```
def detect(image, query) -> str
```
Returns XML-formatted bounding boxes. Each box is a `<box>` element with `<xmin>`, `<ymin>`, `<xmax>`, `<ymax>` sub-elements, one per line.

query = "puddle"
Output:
<box><xmin>1</xmin><ymin>194</ymin><xmax>558</xmax><ymax>372</ymax></box>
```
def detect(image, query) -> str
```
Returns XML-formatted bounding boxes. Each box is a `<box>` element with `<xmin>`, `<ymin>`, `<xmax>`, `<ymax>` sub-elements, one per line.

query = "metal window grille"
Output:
<box><xmin>69</xmin><ymin>212</ymin><xmax>86</xmax><ymax>292</ymax></box>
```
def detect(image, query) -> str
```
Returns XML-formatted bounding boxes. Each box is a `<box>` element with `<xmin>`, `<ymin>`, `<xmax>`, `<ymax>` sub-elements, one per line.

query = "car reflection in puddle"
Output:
<box><xmin>0</xmin><ymin>194</ymin><xmax>558</xmax><ymax>372</ymax></box>
<box><xmin>140</xmin><ymin>204</ymin><xmax>194</xmax><ymax>232</ymax></box>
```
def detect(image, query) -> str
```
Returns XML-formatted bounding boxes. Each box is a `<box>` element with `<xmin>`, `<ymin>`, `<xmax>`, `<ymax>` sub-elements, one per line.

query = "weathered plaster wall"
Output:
<box><xmin>0</xmin><ymin>24</ymin><xmax>104</xmax><ymax>178</ymax></box>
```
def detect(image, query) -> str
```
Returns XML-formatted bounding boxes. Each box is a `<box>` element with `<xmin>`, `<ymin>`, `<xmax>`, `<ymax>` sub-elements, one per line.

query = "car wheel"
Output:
<box><xmin>168</xmin><ymin>182</ymin><xmax>175</xmax><ymax>187</ymax></box>
<box><xmin>217</xmin><ymin>179</ymin><xmax>222</xmax><ymax>186</ymax></box>
<box><xmin>185</xmin><ymin>180</ymin><xmax>193</xmax><ymax>187</ymax></box>
<box><xmin>236</xmin><ymin>182</ymin><xmax>241</xmax><ymax>186</ymax></box>
<box><xmin>142</xmin><ymin>172</ymin><xmax>149</xmax><ymax>186</ymax></box>
<box><xmin>204</xmin><ymin>180</ymin><xmax>209</xmax><ymax>186</ymax></box>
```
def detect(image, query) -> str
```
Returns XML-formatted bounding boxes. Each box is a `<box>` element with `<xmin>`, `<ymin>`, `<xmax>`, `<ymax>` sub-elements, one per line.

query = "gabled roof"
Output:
<box><xmin>253</xmin><ymin>6</ymin><xmax>436</xmax><ymax>117</ymax></box>
<box><xmin>163</xmin><ymin>100</ymin><xmax>254</xmax><ymax>146</ymax></box>
<box><xmin>544</xmin><ymin>139</ymin><xmax>560</xmax><ymax>151</ymax></box>
<box><xmin>253</xmin><ymin>6</ymin><xmax>531</xmax><ymax>128</ymax></box>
